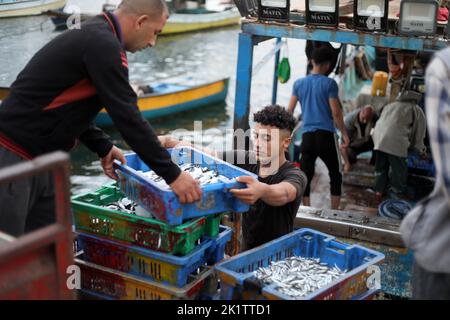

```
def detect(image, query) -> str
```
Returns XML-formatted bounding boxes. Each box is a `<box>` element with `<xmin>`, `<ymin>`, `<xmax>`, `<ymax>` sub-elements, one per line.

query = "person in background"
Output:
<box><xmin>371</xmin><ymin>91</ymin><xmax>427</xmax><ymax>203</ymax></box>
<box><xmin>160</xmin><ymin>105</ymin><xmax>308</xmax><ymax>251</ymax></box>
<box><xmin>400</xmin><ymin>46</ymin><xmax>450</xmax><ymax>299</ymax></box>
<box><xmin>305</xmin><ymin>40</ymin><xmax>340</xmax><ymax>76</ymax></box>
<box><xmin>341</xmin><ymin>105</ymin><xmax>378</xmax><ymax>172</ymax></box>
<box><xmin>0</xmin><ymin>0</ymin><xmax>201</xmax><ymax>237</ymax></box>
<box><xmin>288</xmin><ymin>46</ymin><xmax>350</xmax><ymax>210</ymax></box>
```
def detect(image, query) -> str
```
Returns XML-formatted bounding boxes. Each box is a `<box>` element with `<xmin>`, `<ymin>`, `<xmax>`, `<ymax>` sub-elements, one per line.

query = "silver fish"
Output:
<box><xmin>254</xmin><ymin>256</ymin><xmax>346</xmax><ymax>299</ymax></box>
<box><xmin>138</xmin><ymin>164</ymin><xmax>229</xmax><ymax>190</ymax></box>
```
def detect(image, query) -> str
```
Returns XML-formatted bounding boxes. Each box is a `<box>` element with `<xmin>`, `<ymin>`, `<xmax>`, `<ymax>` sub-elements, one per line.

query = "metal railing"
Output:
<box><xmin>0</xmin><ymin>151</ymin><xmax>75</xmax><ymax>300</ymax></box>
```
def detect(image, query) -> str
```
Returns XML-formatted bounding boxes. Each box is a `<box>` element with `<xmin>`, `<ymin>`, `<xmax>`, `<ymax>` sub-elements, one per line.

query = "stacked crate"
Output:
<box><xmin>72</xmin><ymin>147</ymin><xmax>255</xmax><ymax>300</ymax></box>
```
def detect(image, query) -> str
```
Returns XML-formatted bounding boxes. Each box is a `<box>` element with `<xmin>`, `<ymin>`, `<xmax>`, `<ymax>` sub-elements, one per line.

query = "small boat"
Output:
<box><xmin>0</xmin><ymin>87</ymin><xmax>9</xmax><ymax>100</ymax></box>
<box><xmin>0</xmin><ymin>0</ymin><xmax>67</xmax><ymax>19</ymax></box>
<box><xmin>46</xmin><ymin>7</ymin><xmax>241</xmax><ymax>35</ymax></box>
<box><xmin>0</xmin><ymin>78</ymin><xmax>229</xmax><ymax>125</ymax></box>
<box><xmin>96</xmin><ymin>78</ymin><xmax>229</xmax><ymax>126</ymax></box>
<box><xmin>160</xmin><ymin>7</ymin><xmax>241</xmax><ymax>35</ymax></box>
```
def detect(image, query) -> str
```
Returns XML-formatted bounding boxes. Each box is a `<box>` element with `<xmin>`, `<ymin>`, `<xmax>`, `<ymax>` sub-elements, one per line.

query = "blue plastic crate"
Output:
<box><xmin>215</xmin><ymin>228</ymin><xmax>385</xmax><ymax>300</ymax></box>
<box><xmin>75</xmin><ymin>232</ymin><xmax>213</xmax><ymax>287</ymax></box>
<box><xmin>203</xmin><ymin>225</ymin><xmax>233</xmax><ymax>265</ymax></box>
<box><xmin>76</xmin><ymin>257</ymin><xmax>213</xmax><ymax>300</ymax></box>
<box><xmin>407</xmin><ymin>152</ymin><xmax>436</xmax><ymax>177</ymax></box>
<box><xmin>114</xmin><ymin>147</ymin><xmax>258</xmax><ymax>225</ymax></box>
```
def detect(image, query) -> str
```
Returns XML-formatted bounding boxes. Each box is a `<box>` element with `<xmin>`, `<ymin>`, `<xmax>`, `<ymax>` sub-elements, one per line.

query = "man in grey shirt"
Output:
<box><xmin>400</xmin><ymin>47</ymin><xmax>450</xmax><ymax>299</ymax></box>
<box><xmin>341</xmin><ymin>105</ymin><xmax>378</xmax><ymax>172</ymax></box>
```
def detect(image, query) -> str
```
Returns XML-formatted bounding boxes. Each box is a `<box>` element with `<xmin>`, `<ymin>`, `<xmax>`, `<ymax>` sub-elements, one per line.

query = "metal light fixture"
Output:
<box><xmin>305</xmin><ymin>0</ymin><xmax>339</xmax><ymax>27</ymax></box>
<box><xmin>354</xmin><ymin>0</ymin><xmax>389</xmax><ymax>32</ymax></box>
<box><xmin>399</xmin><ymin>0</ymin><xmax>439</xmax><ymax>36</ymax></box>
<box><xmin>233</xmin><ymin>0</ymin><xmax>259</xmax><ymax>18</ymax></box>
<box><xmin>258</xmin><ymin>0</ymin><xmax>290</xmax><ymax>22</ymax></box>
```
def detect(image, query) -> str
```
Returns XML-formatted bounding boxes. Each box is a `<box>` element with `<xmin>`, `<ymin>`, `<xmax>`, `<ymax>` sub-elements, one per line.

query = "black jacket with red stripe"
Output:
<box><xmin>0</xmin><ymin>12</ymin><xmax>181</xmax><ymax>184</ymax></box>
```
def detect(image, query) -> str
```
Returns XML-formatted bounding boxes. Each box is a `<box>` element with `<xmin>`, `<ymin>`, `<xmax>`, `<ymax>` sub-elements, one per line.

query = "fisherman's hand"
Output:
<box><xmin>230</xmin><ymin>176</ymin><xmax>267</xmax><ymax>205</ymax></box>
<box><xmin>341</xmin><ymin>134</ymin><xmax>350</xmax><ymax>149</ymax></box>
<box><xmin>420</xmin><ymin>151</ymin><xmax>428</xmax><ymax>160</ymax></box>
<box><xmin>170</xmin><ymin>171</ymin><xmax>202</xmax><ymax>204</ymax></box>
<box><xmin>101</xmin><ymin>145</ymin><xmax>126</xmax><ymax>180</ymax></box>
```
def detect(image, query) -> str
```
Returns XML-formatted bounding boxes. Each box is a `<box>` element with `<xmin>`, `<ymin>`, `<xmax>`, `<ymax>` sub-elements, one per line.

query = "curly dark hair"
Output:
<box><xmin>253</xmin><ymin>105</ymin><xmax>296</xmax><ymax>132</ymax></box>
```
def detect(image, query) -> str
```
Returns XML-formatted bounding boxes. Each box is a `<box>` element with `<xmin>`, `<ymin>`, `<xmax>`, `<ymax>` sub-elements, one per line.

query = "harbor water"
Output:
<box><xmin>0</xmin><ymin>0</ymin><xmax>307</xmax><ymax>194</ymax></box>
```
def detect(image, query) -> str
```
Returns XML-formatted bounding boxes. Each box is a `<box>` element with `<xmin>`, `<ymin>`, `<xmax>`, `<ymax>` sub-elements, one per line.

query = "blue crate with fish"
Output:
<box><xmin>114</xmin><ymin>147</ymin><xmax>258</xmax><ymax>225</ymax></box>
<box><xmin>203</xmin><ymin>225</ymin><xmax>233</xmax><ymax>265</ymax></box>
<box><xmin>215</xmin><ymin>228</ymin><xmax>384</xmax><ymax>300</ymax></box>
<box><xmin>74</xmin><ymin>232</ymin><xmax>213</xmax><ymax>287</ymax></box>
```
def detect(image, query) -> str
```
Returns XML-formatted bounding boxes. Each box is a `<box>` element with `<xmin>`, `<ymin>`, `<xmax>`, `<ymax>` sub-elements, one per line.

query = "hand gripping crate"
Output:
<box><xmin>75</xmin><ymin>232</ymin><xmax>213</xmax><ymax>287</ymax></box>
<box><xmin>71</xmin><ymin>186</ymin><xmax>207</xmax><ymax>256</ymax></box>
<box><xmin>215</xmin><ymin>228</ymin><xmax>385</xmax><ymax>300</ymax></box>
<box><xmin>76</xmin><ymin>257</ymin><xmax>213</xmax><ymax>300</ymax></box>
<box><xmin>114</xmin><ymin>147</ymin><xmax>258</xmax><ymax>225</ymax></box>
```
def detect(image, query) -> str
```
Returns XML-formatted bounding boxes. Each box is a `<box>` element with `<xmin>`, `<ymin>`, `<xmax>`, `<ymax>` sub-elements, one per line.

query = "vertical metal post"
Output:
<box><xmin>272</xmin><ymin>38</ymin><xmax>282</xmax><ymax>105</ymax></box>
<box><xmin>233</xmin><ymin>32</ymin><xmax>254</xmax><ymax>150</ymax></box>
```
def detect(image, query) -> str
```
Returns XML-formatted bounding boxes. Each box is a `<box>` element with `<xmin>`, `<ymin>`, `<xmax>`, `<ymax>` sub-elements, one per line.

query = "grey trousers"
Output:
<box><xmin>0</xmin><ymin>146</ymin><xmax>55</xmax><ymax>237</ymax></box>
<box><xmin>413</xmin><ymin>263</ymin><xmax>450</xmax><ymax>300</ymax></box>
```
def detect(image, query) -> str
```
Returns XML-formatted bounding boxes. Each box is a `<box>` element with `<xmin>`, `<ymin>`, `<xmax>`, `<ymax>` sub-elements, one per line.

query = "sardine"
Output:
<box><xmin>253</xmin><ymin>256</ymin><xmax>346</xmax><ymax>299</ymax></box>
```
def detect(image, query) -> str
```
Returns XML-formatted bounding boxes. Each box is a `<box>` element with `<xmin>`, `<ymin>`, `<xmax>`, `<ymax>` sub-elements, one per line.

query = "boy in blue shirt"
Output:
<box><xmin>288</xmin><ymin>46</ymin><xmax>349</xmax><ymax>210</ymax></box>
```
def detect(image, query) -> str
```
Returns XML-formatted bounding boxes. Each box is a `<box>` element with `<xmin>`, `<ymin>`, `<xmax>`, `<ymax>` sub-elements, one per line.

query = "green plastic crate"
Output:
<box><xmin>71</xmin><ymin>186</ymin><xmax>207</xmax><ymax>256</ymax></box>
<box><xmin>204</xmin><ymin>213</ymin><xmax>225</xmax><ymax>238</ymax></box>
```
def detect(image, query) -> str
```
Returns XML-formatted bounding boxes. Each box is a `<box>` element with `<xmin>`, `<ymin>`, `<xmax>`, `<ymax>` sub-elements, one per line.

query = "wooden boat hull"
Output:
<box><xmin>161</xmin><ymin>9</ymin><xmax>240</xmax><ymax>35</ymax></box>
<box><xmin>95</xmin><ymin>78</ymin><xmax>229</xmax><ymax>126</ymax></box>
<box><xmin>48</xmin><ymin>8</ymin><xmax>240</xmax><ymax>34</ymax></box>
<box><xmin>0</xmin><ymin>87</ymin><xmax>9</xmax><ymax>100</ymax></box>
<box><xmin>0</xmin><ymin>0</ymin><xmax>67</xmax><ymax>19</ymax></box>
<box><xmin>0</xmin><ymin>79</ymin><xmax>229</xmax><ymax>126</ymax></box>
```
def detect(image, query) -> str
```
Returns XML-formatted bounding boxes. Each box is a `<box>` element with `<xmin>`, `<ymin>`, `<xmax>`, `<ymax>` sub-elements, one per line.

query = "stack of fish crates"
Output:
<box><xmin>72</xmin><ymin>147</ymin><xmax>256</xmax><ymax>300</ymax></box>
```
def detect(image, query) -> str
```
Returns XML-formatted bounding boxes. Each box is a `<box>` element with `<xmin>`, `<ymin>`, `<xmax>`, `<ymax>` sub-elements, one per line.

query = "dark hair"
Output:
<box><xmin>312</xmin><ymin>46</ymin><xmax>335</xmax><ymax>66</ymax></box>
<box><xmin>253</xmin><ymin>105</ymin><xmax>296</xmax><ymax>132</ymax></box>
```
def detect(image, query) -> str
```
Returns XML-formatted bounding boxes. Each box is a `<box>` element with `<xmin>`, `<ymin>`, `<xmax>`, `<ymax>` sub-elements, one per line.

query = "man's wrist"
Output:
<box><xmin>99</xmin><ymin>143</ymin><xmax>114</xmax><ymax>159</ymax></box>
<box><xmin>259</xmin><ymin>182</ymin><xmax>271</xmax><ymax>198</ymax></box>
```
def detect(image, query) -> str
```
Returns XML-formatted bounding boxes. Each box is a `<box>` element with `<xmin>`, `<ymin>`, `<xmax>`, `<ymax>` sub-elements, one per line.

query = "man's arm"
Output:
<box><xmin>343</xmin><ymin>110</ymin><xmax>356</xmax><ymax>140</ymax></box>
<box><xmin>83</xmin><ymin>37</ymin><xmax>181</xmax><ymax>184</ymax></box>
<box><xmin>79</xmin><ymin>124</ymin><xmax>126</xmax><ymax>179</ymax></box>
<box><xmin>230</xmin><ymin>176</ymin><xmax>298</xmax><ymax>206</ymax></box>
<box><xmin>261</xmin><ymin>182</ymin><xmax>298</xmax><ymax>206</ymax></box>
<box><xmin>425</xmin><ymin>56</ymin><xmax>450</xmax><ymax>201</ymax></box>
<box><xmin>158</xmin><ymin>135</ymin><xmax>218</xmax><ymax>157</ymax></box>
<box><xmin>288</xmin><ymin>95</ymin><xmax>298</xmax><ymax>115</ymax></box>
<box><xmin>230</xmin><ymin>170</ymin><xmax>307</xmax><ymax>206</ymax></box>
<box><xmin>329</xmin><ymin>98</ymin><xmax>350</xmax><ymax>147</ymax></box>
<box><xmin>83</xmin><ymin>36</ymin><xmax>201</xmax><ymax>203</ymax></box>
<box><xmin>79</xmin><ymin>123</ymin><xmax>114</xmax><ymax>158</ymax></box>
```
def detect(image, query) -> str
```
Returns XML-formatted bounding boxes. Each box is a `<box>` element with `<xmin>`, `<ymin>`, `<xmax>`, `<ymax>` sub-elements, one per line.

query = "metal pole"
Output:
<box><xmin>272</xmin><ymin>38</ymin><xmax>282</xmax><ymax>105</ymax></box>
<box><xmin>233</xmin><ymin>32</ymin><xmax>254</xmax><ymax>150</ymax></box>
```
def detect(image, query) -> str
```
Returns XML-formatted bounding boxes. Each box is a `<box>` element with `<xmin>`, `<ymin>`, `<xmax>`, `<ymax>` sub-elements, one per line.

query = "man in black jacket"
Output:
<box><xmin>0</xmin><ymin>0</ymin><xmax>201</xmax><ymax>236</ymax></box>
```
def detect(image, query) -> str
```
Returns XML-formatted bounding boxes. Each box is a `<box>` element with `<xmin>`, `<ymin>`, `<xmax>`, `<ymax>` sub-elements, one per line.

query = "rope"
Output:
<box><xmin>252</xmin><ymin>38</ymin><xmax>286</xmax><ymax>76</ymax></box>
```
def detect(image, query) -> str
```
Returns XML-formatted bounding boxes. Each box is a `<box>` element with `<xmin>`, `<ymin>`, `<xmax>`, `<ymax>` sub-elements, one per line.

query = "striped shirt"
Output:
<box><xmin>400</xmin><ymin>47</ymin><xmax>450</xmax><ymax>273</ymax></box>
